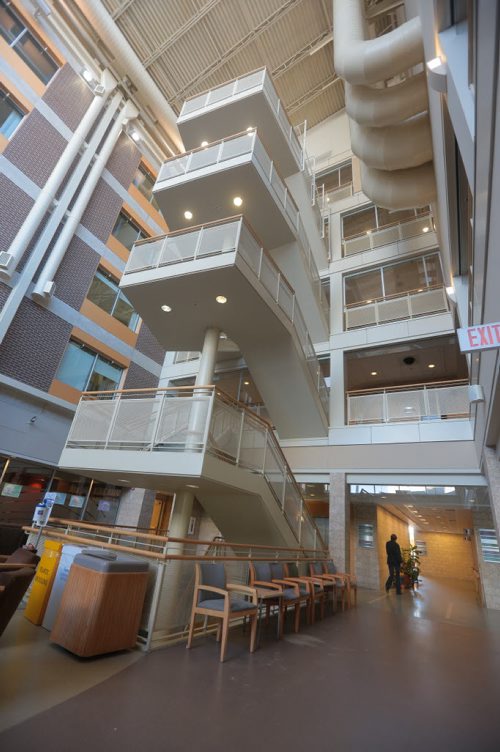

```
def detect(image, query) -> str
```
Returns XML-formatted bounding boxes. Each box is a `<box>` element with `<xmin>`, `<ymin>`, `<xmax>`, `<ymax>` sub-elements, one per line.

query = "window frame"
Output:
<box><xmin>87</xmin><ymin>267</ymin><xmax>140</xmax><ymax>331</ymax></box>
<box><xmin>0</xmin><ymin>0</ymin><xmax>59</xmax><ymax>84</ymax></box>
<box><xmin>111</xmin><ymin>209</ymin><xmax>149</xmax><ymax>250</ymax></box>
<box><xmin>132</xmin><ymin>163</ymin><xmax>159</xmax><ymax>210</ymax></box>
<box><xmin>56</xmin><ymin>339</ymin><xmax>125</xmax><ymax>393</ymax></box>
<box><xmin>0</xmin><ymin>84</ymin><xmax>25</xmax><ymax>138</ymax></box>
<box><xmin>341</xmin><ymin>203</ymin><xmax>431</xmax><ymax>241</ymax></box>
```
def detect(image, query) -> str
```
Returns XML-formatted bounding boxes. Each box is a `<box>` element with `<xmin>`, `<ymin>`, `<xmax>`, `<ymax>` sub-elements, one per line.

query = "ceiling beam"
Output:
<box><xmin>111</xmin><ymin>0</ymin><xmax>136</xmax><ymax>21</ymax></box>
<box><xmin>272</xmin><ymin>30</ymin><xmax>333</xmax><ymax>80</ymax></box>
<box><xmin>168</xmin><ymin>0</ymin><xmax>302</xmax><ymax>105</ymax></box>
<box><xmin>142</xmin><ymin>0</ymin><xmax>221</xmax><ymax>68</ymax></box>
<box><xmin>287</xmin><ymin>75</ymin><xmax>342</xmax><ymax>115</ymax></box>
<box><xmin>364</xmin><ymin>0</ymin><xmax>405</xmax><ymax>20</ymax></box>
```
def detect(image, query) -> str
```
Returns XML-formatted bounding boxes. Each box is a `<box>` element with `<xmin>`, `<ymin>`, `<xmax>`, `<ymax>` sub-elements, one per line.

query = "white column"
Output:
<box><xmin>195</xmin><ymin>326</ymin><xmax>220</xmax><ymax>386</ymax></box>
<box><xmin>0</xmin><ymin>69</ymin><xmax>116</xmax><ymax>281</ymax></box>
<box><xmin>32</xmin><ymin>99</ymin><xmax>138</xmax><ymax>302</ymax></box>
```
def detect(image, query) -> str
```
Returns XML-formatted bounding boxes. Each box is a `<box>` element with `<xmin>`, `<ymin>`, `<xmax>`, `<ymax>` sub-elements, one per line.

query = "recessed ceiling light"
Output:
<box><xmin>233</xmin><ymin>196</ymin><xmax>243</xmax><ymax>207</ymax></box>
<box><xmin>117</xmin><ymin>478</ymin><xmax>129</xmax><ymax>483</ymax></box>
<box><xmin>130</xmin><ymin>130</ymin><xmax>140</xmax><ymax>142</ymax></box>
<box><xmin>82</xmin><ymin>68</ymin><xmax>94</xmax><ymax>82</ymax></box>
<box><xmin>243</xmin><ymin>380</ymin><xmax>250</xmax><ymax>385</ymax></box>
<box><xmin>219</xmin><ymin>332</ymin><xmax>227</xmax><ymax>339</ymax></box>
<box><xmin>422</xmin><ymin>226</ymin><xmax>430</xmax><ymax>233</ymax></box>
<box><xmin>246</xmin><ymin>126</ymin><xmax>254</xmax><ymax>132</ymax></box>
<box><xmin>186</xmin><ymin>484</ymin><xmax>199</xmax><ymax>489</ymax></box>
<box><xmin>326</xmin><ymin>197</ymin><xmax>330</xmax><ymax>202</ymax></box>
<box><xmin>184</xmin><ymin>210</ymin><xmax>193</xmax><ymax>220</ymax></box>
<box><xmin>216</xmin><ymin>295</ymin><xmax>227</xmax><ymax>304</ymax></box>
<box><xmin>201</xmin><ymin>140</ymin><xmax>208</xmax><ymax>147</ymax></box>
<box><xmin>428</xmin><ymin>363</ymin><xmax>436</xmax><ymax>368</ymax></box>
<box><xmin>161</xmin><ymin>304</ymin><xmax>172</xmax><ymax>312</ymax></box>
<box><xmin>370</xmin><ymin>371</ymin><xmax>378</xmax><ymax>376</ymax></box>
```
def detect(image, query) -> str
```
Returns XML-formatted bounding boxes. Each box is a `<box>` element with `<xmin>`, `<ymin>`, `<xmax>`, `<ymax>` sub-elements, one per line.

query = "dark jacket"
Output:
<box><xmin>386</xmin><ymin>539</ymin><xmax>402</xmax><ymax>565</ymax></box>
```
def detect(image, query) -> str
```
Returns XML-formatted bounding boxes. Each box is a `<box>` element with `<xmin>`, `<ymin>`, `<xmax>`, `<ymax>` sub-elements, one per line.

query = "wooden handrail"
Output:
<box><xmin>347</xmin><ymin>379</ymin><xmax>469</xmax><ymax>397</ymax></box>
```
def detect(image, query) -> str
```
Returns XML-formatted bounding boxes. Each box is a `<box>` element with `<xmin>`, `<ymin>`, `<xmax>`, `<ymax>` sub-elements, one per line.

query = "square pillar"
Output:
<box><xmin>329</xmin><ymin>472</ymin><xmax>350</xmax><ymax>571</ymax></box>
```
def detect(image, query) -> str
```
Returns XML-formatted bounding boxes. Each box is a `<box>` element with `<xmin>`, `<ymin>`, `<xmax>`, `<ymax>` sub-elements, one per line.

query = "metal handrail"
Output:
<box><xmin>347</xmin><ymin>379</ymin><xmax>469</xmax><ymax>397</ymax></box>
<box><xmin>344</xmin><ymin>283</ymin><xmax>447</xmax><ymax>309</ymax></box>
<box><xmin>342</xmin><ymin>211</ymin><xmax>433</xmax><ymax>242</ymax></box>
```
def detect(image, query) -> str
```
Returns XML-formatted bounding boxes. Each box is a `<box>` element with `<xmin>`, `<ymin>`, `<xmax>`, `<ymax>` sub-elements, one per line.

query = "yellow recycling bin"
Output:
<box><xmin>24</xmin><ymin>540</ymin><xmax>63</xmax><ymax>625</ymax></box>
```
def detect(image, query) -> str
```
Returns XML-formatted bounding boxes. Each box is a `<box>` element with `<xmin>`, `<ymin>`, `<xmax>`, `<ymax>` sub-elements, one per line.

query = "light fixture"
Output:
<box><xmin>243</xmin><ymin>380</ymin><xmax>250</xmax><ymax>385</ymax></box>
<box><xmin>161</xmin><ymin>304</ymin><xmax>172</xmax><ymax>312</ymax></box>
<box><xmin>117</xmin><ymin>479</ymin><xmax>129</xmax><ymax>483</ymax></box>
<box><xmin>233</xmin><ymin>196</ymin><xmax>243</xmax><ymax>207</ymax></box>
<box><xmin>216</xmin><ymin>295</ymin><xmax>227</xmax><ymax>304</ymax></box>
<box><xmin>201</xmin><ymin>140</ymin><xmax>208</xmax><ymax>147</ymax></box>
<box><xmin>186</xmin><ymin>484</ymin><xmax>199</xmax><ymax>489</ymax></box>
<box><xmin>246</xmin><ymin>126</ymin><xmax>254</xmax><ymax>133</ymax></box>
<box><xmin>370</xmin><ymin>371</ymin><xmax>378</xmax><ymax>376</ymax></box>
<box><xmin>219</xmin><ymin>332</ymin><xmax>227</xmax><ymax>339</ymax></box>
<box><xmin>130</xmin><ymin>130</ymin><xmax>140</xmax><ymax>142</ymax></box>
<box><xmin>426</xmin><ymin>56</ymin><xmax>447</xmax><ymax>93</ymax></box>
<box><xmin>422</xmin><ymin>226</ymin><xmax>430</xmax><ymax>233</ymax></box>
<box><xmin>184</xmin><ymin>210</ymin><xmax>193</xmax><ymax>220</ymax></box>
<box><xmin>82</xmin><ymin>68</ymin><xmax>94</xmax><ymax>83</ymax></box>
<box><xmin>428</xmin><ymin>363</ymin><xmax>436</xmax><ymax>369</ymax></box>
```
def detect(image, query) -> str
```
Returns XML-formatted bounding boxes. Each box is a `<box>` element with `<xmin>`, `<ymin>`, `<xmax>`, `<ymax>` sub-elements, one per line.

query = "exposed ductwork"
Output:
<box><xmin>333</xmin><ymin>0</ymin><xmax>436</xmax><ymax>209</ymax></box>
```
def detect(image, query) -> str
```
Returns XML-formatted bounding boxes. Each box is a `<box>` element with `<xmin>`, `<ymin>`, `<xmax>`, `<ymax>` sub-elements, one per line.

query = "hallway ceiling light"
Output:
<box><xmin>243</xmin><ymin>380</ymin><xmax>250</xmax><ymax>385</ymax></box>
<box><xmin>82</xmin><ymin>68</ymin><xmax>94</xmax><ymax>82</ymax></box>
<box><xmin>161</xmin><ymin>305</ymin><xmax>172</xmax><ymax>312</ymax></box>
<box><xmin>219</xmin><ymin>332</ymin><xmax>227</xmax><ymax>339</ymax></box>
<box><xmin>186</xmin><ymin>484</ymin><xmax>199</xmax><ymax>488</ymax></box>
<box><xmin>233</xmin><ymin>196</ymin><xmax>243</xmax><ymax>207</ymax></box>
<box><xmin>184</xmin><ymin>210</ymin><xmax>193</xmax><ymax>220</ymax></box>
<box><xmin>117</xmin><ymin>479</ymin><xmax>129</xmax><ymax>483</ymax></box>
<box><xmin>201</xmin><ymin>140</ymin><xmax>208</xmax><ymax>147</ymax></box>
<box><xmin>422</xmin><ymin>226</ymin><xmax>430</xmax><ymax>233</ymax></box>
<box><xmin>370</xmin><ymin>371</ymin><xmax>378</xmax><ymax>376</ymax></box>
<box><xmin>428</xmin><ymin>363</ymin><xmax>436</xmax><ymax>368</ymax></box>
<box><xmin>130</xmin><ymin>130</ymin><xmax>140</xmax><ymax>142</ymax></box>
<box><xmin>216</xmin><ymin>295</ymin><xmax>227</xmax><ymax>304</ymax></box>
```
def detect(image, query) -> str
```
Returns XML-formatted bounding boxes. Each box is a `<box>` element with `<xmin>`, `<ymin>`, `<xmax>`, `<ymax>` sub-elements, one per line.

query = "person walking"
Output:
<box><xmin>385</xmin><ymin>533</ymin><xmax>403</xmax><ymax>594</ymax></box>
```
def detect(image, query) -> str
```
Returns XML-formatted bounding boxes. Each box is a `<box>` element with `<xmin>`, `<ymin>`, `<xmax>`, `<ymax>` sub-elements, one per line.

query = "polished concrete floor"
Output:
<box><xmin>1</xmin><ymin>577</ymin><xmax>500</xmax><ymax>751</ymax></box>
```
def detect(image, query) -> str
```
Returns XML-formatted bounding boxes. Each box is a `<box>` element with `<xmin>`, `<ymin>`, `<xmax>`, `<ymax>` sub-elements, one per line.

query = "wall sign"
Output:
<box><xmin>457</xmin><ymin>322</ymin><xmax>500</xmax><ymax>352</ymax></box>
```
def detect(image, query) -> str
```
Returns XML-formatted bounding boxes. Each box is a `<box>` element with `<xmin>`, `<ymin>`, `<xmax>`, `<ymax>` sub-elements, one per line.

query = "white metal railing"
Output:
<box><xmin>347</xmin><ymin>382</ymin><xmax>470</xmax><ymax>425</ymax></box>
<box><xmin>324</xmin><ymin>183</ymin><xmax>353</xmax><ymax>206</ymax></box>
<box><xmin>64</xmin><ymin>386</ymin><xmax>324</xmax><ymax>551</ymax></box>
<box><xmin>179</xmin><ymin>68</ymin><xmax>303</xmax><ymax>167</ymax></box>
<box><xmin>125</xmin><ymin>218</ymin><xmax>329</xmax><ymax>416</ymax></box>
<box><xmin>344</xmin><ymin>286</ymin><xmax>449</xmax><ymax>329</ymax></box>
<box><xmin>342</xmin><ymin>213</ymin><xmax>434</xmax><ymax>256</ymax></box>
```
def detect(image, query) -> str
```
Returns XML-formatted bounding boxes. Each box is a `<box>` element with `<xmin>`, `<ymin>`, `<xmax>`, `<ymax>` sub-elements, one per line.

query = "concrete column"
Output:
<box><xmin>330</xmin><ymin>349</ymin><xmax>345</xmax><ymax>426</ymax></box>
<box><xmin>478</xmin><ymin>448</ymin><xmax>500</xmax><ymax>609</ymax></box>
<box><xmin>329</xmin><ymin>472</ymin><xmax>350</xmax><ymax>571</ymax></box>
<box><xmin>115</xmin><ymin>488</ymin><xmax>156</xmax><ymax>529</ymax></box>
<box><xmin>195</xmin><ymin>327</ymin><xmax>220</xmax><ymax>386</ymax></box>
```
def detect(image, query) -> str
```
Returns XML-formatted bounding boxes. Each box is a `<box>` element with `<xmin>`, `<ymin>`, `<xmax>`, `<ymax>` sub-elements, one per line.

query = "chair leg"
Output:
<box><xmin>294</xmin><ymin>603</ymin><xmax>300</xmax><ymax>633</ymax></box>
<box><xmin>279</xmin><ymin>603</ymin><xmax>285</xmax><ymax>638</ymax></box>
<box><xmin>186</xmin><ymin>611</ymin><xmax>196</xmax><ymax>649</ymax></box>
<box><xmin>320</xmin><ymin>595</ymin><xmax>325</xmax><ymax>620</ymax></box>
<box><xmin>216</xmin><ymin>621</ymin><xmax>222</xmax><ymax>642</ymax></box>
<box><xmin>310</xmin><ymin>596</ymin><xmax>315</xmax><ymax>624</ymax></box>
<box><xmin>249</xmin><ymin>613</ymin><xmax>258</xmax><ymax>653</ymax></box>
<box><xmin>220</xmin><ymin>617</ymin><xmax>230</xmax><ymax>662</ymax></box>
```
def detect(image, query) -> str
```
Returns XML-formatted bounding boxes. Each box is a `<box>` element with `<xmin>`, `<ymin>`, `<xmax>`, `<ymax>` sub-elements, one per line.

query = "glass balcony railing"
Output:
<box><xmin>64</xmin><ymin>386</ymin><xmax>325</xmax><ymax>551</ymax></box>
<box><xmin>156</xmin><ymin>131</ymin><xmax>329</xmax><ymax>324</ymax></box>
<box><xmin>342</xmin><ymin>212</ymin><xmax>434</xmax><ymax>256</ymax></box>
<box><xmin>346</xmin><ymin>381</ymin><xmax>470</xmax><ymax>425</ymax></box>
<box><xmin>344</xmin><ymin>285</ymin><xmax>450</xmax><ymax>329</ymax></box>
<box><xmin>125</xmin><ymin>217</ymin><xmax>329</xmax><ymax>416</ymax></box>
<box><xmin>179</xmin><ymin>67</ymin><xmax>303</xmax><ymax>167</ymax></box>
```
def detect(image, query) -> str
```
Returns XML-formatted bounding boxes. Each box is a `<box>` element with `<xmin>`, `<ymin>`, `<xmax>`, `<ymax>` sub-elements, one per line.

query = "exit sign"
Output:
<box><xmin>457</xmin><ymin>323</ymin><xmax>500</xmax><ymax>352</ymax></box>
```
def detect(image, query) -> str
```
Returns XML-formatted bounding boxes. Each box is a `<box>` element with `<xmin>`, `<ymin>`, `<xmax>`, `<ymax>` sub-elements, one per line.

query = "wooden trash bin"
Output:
<box><xmin>50</xmin><ymin>550</ymin><xmax>149</xmax><ymax>657</ymax></box>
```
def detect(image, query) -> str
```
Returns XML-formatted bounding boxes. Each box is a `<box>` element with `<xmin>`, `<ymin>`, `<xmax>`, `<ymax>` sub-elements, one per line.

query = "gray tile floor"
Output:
<box><xmin>1</xmin><ymin>577</ymin><xmax>500</xmax><ymax>751</ymax></box>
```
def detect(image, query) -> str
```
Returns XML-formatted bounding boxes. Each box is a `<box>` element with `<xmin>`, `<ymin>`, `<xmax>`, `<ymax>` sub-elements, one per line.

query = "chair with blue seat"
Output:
<box><xmin>249</xmin><ymin>561</ymin><xmax>301</xmax><ymax>636</ymax></box>
<box><xmin>283</xmin><ymin>561</ymin><xmax>326</xmax><ymax>623</ymax></box>
<box><xmin>323</xmin><ymin>560</ymin><xmax>357</xmax><ymax>607</ymax></box>
<box><xmin>309</xmin><ymin>560</ymin><xmax>341</xmax><ymax>611</ymax></box>
<box><xmin>186</xmin><ymin>561</ymin><xmax>258</xmax><ymax>662</ymax></box>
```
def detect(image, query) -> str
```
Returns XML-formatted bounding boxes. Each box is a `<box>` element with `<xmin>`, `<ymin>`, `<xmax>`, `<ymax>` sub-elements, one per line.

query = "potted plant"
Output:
<box><xmin>401</xmin><ymin>545</ymin><xmax>421</xmax><ymax>589</ymax></box>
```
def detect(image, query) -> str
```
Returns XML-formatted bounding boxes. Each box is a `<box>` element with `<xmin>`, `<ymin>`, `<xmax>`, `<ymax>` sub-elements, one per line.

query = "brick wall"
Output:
<box><xmin>42</xmin><ymin>64</ymin><xmax>94</xmax><ymax>132</ymax></box>
<box><xmin>416</xmin><ymin>532</ymin><xmax>475</xmax><ymax>581</ymax></box>
<box><xmin>52</xmin><ymin>235</ymin><xmax>100</xmax><ymax>310</ymax></box>
<box><xmin>0</xmin><ymin>298</ymin><xmax>72</xmax><ymax>390</ymax></box>
<box><xmin>80</xmin><ymin>178</ymin><xmax>124</xmax><ymax>242</ymax></box>
<box><xmin>135</xmin><ymin>323</ymin><xmax>165</xmax><ymax>366</ymax></box>
<box><xmin>123</xmin><ymin>362</ymin><xmax>159</xmax><ymax>390</ymax></box>
<box><xmin>0</xmin><ymin>176</ymin><xmax>35</xmax><ymax>255</ymax></box>
<box><xmin>3</xmin><ymin>109</ymin><xmax>68</xmax><ymax>188</ymax></box>
<box><xmin>105</xmin><ymin>133</ymin><xmax>141</xmax><ymax>188</ymax></box>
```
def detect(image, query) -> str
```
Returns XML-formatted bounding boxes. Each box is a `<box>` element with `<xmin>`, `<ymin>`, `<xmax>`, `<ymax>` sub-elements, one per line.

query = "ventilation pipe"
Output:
<box><xmin>333</xmin><ymin>0</ymin><xmax>436</xmax><ymax>209</ymax></box>
<box><xmin>32</xmin><ymin>100</ymin><xmax>139</xmax><ymax>303</ymax></box>
<box><xmin>74</xmin><ymin>0</ymin><xmax>183</xmax><ymax>153</ymax></box>
<box><xmin>0</xmin><ymin>69</ymin><xmax>116</xmax><ymax>281</ymax></box>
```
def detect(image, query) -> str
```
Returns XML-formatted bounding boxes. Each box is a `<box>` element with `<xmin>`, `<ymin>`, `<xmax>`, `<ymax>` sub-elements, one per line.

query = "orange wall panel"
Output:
<box><xmin>79</xmin><ymin>298</ymin><xmax>138</xmax><ymax>348</ymax></box>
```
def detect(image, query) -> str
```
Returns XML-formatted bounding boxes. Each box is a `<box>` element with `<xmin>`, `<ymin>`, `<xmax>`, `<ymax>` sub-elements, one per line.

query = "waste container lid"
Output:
<box><xmin>73</xmin><ymin>552</ymin><xmax>149</xmax><ymax>573</ymax></box>
<box><xmin>82</xmin><ymin>548</ymin><xmax>117</xmax><ymax>560</ymax></box>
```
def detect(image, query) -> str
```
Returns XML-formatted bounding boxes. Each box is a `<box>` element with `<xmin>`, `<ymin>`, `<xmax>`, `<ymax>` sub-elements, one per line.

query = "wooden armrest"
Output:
<box><xmin>272</xmin><ymin>578</ymin><xmax>299</xmax><ymax>595</ymax></box>
<box><xmin>0</xmin><ymin>562</ymin><xmax>37</xmax><ymax>571</ymax></box>
<box><xmin>226</xmin><ymin>583</ymin><xmax>258</xmax><ymax>603</ymax></box>
<box><xmin>252</xmin><ymin>580</ymin><xmax>282</xmax><ymax>591</ymax></box>
<box><xmin>196</xmin><ymin>584</ymin><xmax>228</xmax><ymax>598</ymax></box>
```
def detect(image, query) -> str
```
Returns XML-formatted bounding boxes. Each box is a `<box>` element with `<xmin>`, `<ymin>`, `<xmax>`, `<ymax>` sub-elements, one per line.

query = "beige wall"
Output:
<box><xmin>376</xmin><ymin>507</ymin><xmax>411</xmax><ymax>589</ymax></box>
<box><xmin>417</xmin><ymin>532</ymin><xmax>475</xmax><ymax>581</ymax></box>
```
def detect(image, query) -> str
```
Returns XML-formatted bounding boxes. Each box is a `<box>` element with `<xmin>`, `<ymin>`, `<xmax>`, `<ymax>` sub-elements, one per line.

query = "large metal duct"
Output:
<box><xmin>333</xmin><ymin>0</ymin><xmax>436</xmax><ymax>209</ymax></box>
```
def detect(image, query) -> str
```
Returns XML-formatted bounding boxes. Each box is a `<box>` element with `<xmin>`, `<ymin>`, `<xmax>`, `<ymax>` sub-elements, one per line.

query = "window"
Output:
<box><xmin>111</xmin><ymin>211</ymin><xmax>148</xmax><ymax>250</ymax></box>
<box><xmin>0</xmin><ymin>86</ymin><xmax>24</xmax><ymax>137</ymax></box>
<box><xmin>87</xmin><ymin>269</ymin><xmax>139</xmax><ymax>330</ymax></box>
<box><xmin>56</xmin><ymin>341</ymin><xmax>124</xmax><ymax>392</ymax></box>
<box><xmin>342</xmin><ymin>204</ymin><xmax>431</xmax><ymax>240</ymax></box>
<box><xmin>322</xmin><ymin>161</ymin><xmax>352</xmax><ymax>192</ymax></box>
<box><xmin>0</xmin><ymin>1</ymin><xmax>58</xmax><ymax>84</ymax></box>
<box><xmin>132</xmin><ymin>164</ymin><xmax>159</xmax><ymax>210</ymax></box>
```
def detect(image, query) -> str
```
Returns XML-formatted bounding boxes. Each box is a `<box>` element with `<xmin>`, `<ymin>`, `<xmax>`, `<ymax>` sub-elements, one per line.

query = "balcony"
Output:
<box><xmin>177</xmin><ymin>68</ymin><xmax>302</xmax><ymax>176</ymax></box>
<box><xmin>122</xmin><ymin>217</ymin><xmax>329</xmax><ymax>438</ymax></box>
<box><xmin>347</xmin><ymin>381</ymin><xmax>470</xmax><ymax>425</ymax></box>
<box><xmin>59</xmin><ymin>386</ymin><xmax>325</xmax><ymax>550</ymax></box>
<box><xmin>345</xmin><ymin>285</ymin><xmax>449</xmax><ymax>329</ymax></box>
<box><xmin>342</xmin><ymin>212</ymin><xmax>434</xmax><ymax>256</ymax></box>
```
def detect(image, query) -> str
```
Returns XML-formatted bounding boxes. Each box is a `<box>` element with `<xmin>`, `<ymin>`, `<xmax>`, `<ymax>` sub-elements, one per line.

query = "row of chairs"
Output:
<box><xmin>187</xmin><ymin>560</ymin><xmax>357</xmax><ymax>662</ymax></box>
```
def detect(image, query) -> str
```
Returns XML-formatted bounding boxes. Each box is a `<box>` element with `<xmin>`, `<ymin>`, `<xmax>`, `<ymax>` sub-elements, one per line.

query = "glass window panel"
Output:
<box><xmin>344</xmin><ymin>269</ymin><xmax>383</xmax><ymax>305</ymax></box>
<box><xmin>376</xmin><ymin>207</ymin><xmax>415</xmax><ymax>228</ymax></box>
<box><xmin>113</xmin><ymin>294</ymin><xmax>138</xmax><ymax>329</ymax></box>
<box><xmin>112</xmin><ymin>212</ymin><xmax>142</xmax><ymax>250</ymax></box>
<box><xmin>14</xmin><ymin>33</ymin><xmax>58</xmax><ymax>83</ymax></box>
<box><xmin>339</xmin><ymin>163</ymin><xmax>352</xmax><ymax>185</ymax></box>
<box><xmin>87</xmin><ymin>356</ymin><xmax>122</xmax><ymax>392</ymax></box>
<box><xmin>0</xmin><ymin>90</ymin><xmax>23</xmax><ymax>137</ymax></box>
<box><xmin>342</xmin><ymin>206</ymin><xmax>377</xmax><ymax>239</ymax></box>
<box><xmin>0</xmin><ymin>1</ymin><xmax>24</xmax><ymax>43</ymax></box>
<box><xmin>423</xmin><ymin>253</ymin><xmax>443</xmax><ymax>287</ymax></box>
<box><xmin>56</xmin><ymin>342</ymin><xmax>94</xmax><ymax>391</ymax></box>
<box><xmin>87</xmin><ymin>271</ymin><xmax>116</xmax><ymax>314</ymax></box>
<box><xmin>133</xmin><ymin>165</ymin><xmax>158</xmax><ymax>209</ymax></box>
<box><xmin>383</xmin><ymin>257</ymin><xmax>426</xmax><ymax>296</ymax></box>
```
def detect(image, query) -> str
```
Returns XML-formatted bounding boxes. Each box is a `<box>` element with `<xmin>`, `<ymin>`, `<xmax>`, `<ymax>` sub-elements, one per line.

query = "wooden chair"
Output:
<box><xmin>186</xmin><ymin>562</ymin><xmax>258</xmax><ymax>662</ymax></box>
<box><xmin>283</xmin><ymin>562</ymin><xmax>326</xmax><ymax>623</ymax></box>
<box><xmin>323</xmin><ymin>561</ymin><xmax>357</xmax><ymax>607</ymax></box>
<box><xmin>249</xmin><ymin>561</ymin><xmax>301</xmax><ymax>636</ymax></box>
<box><xmin>309</xmin><ymin>561</ymin><xmax>344</xmax><ymax>611</ymax></box>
